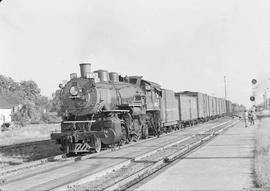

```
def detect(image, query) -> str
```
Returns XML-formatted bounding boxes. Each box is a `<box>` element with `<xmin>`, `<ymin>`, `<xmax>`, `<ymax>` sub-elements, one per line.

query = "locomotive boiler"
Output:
<box><xmin>51</xmin><ymin>63</ymin><xmax>161</xmax><ymax>153</ymax></box>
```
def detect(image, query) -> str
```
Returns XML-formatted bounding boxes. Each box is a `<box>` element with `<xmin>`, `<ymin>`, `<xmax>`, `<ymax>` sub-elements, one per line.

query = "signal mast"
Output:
<box><xmin>250</xmin><ymin>79</ymin><xmax>257</xmax><ymax>110</ymax></box>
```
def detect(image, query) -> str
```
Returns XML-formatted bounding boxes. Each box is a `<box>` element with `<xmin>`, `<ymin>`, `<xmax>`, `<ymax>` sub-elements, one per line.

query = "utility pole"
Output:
<box><xmin>224</xmin><ymin>76</ymin><xmax>227</xmax><ymax>100</ymax></box>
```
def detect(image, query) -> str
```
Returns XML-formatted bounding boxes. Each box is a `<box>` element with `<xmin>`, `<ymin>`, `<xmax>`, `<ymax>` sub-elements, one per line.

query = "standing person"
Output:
<box><xmin>250</xmin><ymin>111</ymin><xmax>255</xmax><ymax>125</ymax></box>
<box><xmin>248</xmin><ymin>111</ymin><xmax>255</xmax><ymax>126</ymax></box>
<box><xmin>248</xmin><ymin>111</ymin><xmax>252</xmax><ymax>125</ymax></box>
<box><xmin>243</xmin><ymin>110</ymin><xmax>248</xmax><ymax>127</ymax></box>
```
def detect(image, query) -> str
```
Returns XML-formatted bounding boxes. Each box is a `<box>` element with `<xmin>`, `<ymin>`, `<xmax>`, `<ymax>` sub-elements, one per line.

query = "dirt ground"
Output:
<box><xmin>0</xmin><ymin>141</ymin><xmax>63</xmax><ymax>170</ymax></box>
<box><xmin>0</xmin><ymin>123</ymin><xmax>62</xmax><ymax>169</ymax></box>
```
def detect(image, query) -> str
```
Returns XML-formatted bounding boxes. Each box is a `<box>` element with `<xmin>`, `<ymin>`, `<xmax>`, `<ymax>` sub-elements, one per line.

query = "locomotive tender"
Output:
<box><xmin>51</xmin><ymin>63</ymin><xmax>243</xmax><ymax>154</ymax></box>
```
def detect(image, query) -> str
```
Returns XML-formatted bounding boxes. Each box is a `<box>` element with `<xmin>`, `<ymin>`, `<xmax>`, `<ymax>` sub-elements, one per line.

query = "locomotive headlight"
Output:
<box><xmin>70</xmin><ymin>86</ymin><xmax>79</xmax><ymax>96</ymax></box>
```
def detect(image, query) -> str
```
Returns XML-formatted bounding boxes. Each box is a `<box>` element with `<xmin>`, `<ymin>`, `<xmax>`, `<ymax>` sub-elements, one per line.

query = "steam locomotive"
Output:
<box><xmin>51</xmin><ymin>63</ymin><xmax>244</xmax><ymax>154</ymax></box>
<box><xmin>51</xmin><ymin>63</ymin><xmax>161</xmax><ymax>153</ymax></box>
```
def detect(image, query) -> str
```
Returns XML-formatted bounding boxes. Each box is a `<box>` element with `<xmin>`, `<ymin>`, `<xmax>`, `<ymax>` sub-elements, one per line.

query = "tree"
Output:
<box><xmin>20</xmin><ymin>80</ymin><xmax>41</xmax><ymax>102</ymax></box>
<box><xmin>50</xmin><ymin>89</ymin><xmax>62</xmax><ymax>115</ymax></box>
<box><xmin>0</xmin><ymin>74</ymin><xmax>57</xmax><ymax>126</ymax></box>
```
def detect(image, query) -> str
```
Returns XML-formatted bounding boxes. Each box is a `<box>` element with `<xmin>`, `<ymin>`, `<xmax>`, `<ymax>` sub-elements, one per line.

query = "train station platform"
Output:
<box><xmin>135</xmin><ymin>121</ymin><xmax>257</xmax><ymax>190</ymax></box>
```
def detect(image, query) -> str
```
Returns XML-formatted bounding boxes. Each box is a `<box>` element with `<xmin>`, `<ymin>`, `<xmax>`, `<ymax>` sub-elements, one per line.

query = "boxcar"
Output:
<box><xmin>180</xmin><ymin>91</ymin><xmax>209</xmax><ymax>121</ymax></box>
<box><xmin>208</xmin><ymin>96</ymin><xmax>216</xmax><ymax>118</ymax></box>
<box><xmin>216</xmin><ymin>97</ymin><xmax>221</xmax><ymax>116</ymax></box>
<box><xmin>225</xmin><ymin>100</ymin><xmax>233</xmax><ymax>116</ymax></box>
<box><xmin>214</xmin><ymin>97</ymin><xmax>219</xmax><ymax>117</ymax></box>
<box><xmin>160</xmin><ymin>89</ymin><xmax>179</xmax><ymax>127</ymax></box>
<box><xmin>208</xmin><ymin>96</ymin><xmax>213</xmax><ymax>117</ymax></box>
<box><xmin>216</xmin><ymin>97</ymin><xmax>220</xmax><ymax>116</ymax></box>
<box><xmin>223</xmin><ymin>99</ymin><xmax>227</xmax><ymax>115</ymax></box>
<box><xmin>217</xmin><ymin>98</ymin><xmax>223</xmax><ymax>116</ymax></box>
<box><xmin>222</xmin><ymin>99</ymin><xmax>226</xmax><ymax>115</ymax></box>
<box><xmin>175</xmin><ymin>93</ymin><xmax>198</xmax><ymax>125</ymax></box>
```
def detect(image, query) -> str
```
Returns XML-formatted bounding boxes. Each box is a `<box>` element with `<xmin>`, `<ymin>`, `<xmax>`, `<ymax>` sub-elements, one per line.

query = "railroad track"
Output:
<box><xmin>0</xmin><ymin>118</ymin><xmax>228</xmax><ymax>178</ymax></box>
<box><xmin>0</xmin><ymin>139</ymin><xmax>63</xmax><ymax>174</ymax></box>
<box><xmin>0</xmin><ymin>118</ymin><xmax>236</xmax><ymax>191</ymax></box>
<box><xmin>111</xmin><ymin>120</ymin><xmax>239</xmax><ymax>191</ymax></box>
<box><xmin>56</xmin><ymin>119</ymin><xmax>239</xmax><ymax>191</ymax></box>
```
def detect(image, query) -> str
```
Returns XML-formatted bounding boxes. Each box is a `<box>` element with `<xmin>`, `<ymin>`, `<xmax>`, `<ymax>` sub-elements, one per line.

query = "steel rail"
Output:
<box><xmin>1</xmin><ymin>118</ymin><xmax>229</xmax><ymax>178</ymax></box>
<box><xmin>103</xmin><ymin>120</ymin><xmax>239</xmax><ymax>191</ymax></box>
<box><xmin>52</xmin><ymin>119</ymin><xmax>236</xmax><ymax>191</ymax></box>
<box><xmin>2</xmin><ymin>120</ymin><xmax>232</xmax><ymax>191</ymax></box>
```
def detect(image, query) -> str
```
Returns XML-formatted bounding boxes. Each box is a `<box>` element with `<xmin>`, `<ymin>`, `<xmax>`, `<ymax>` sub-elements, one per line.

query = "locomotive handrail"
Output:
<box><xmin>102</xmin><ymin>110</ymin><xmax>130</xmax><ymax>113</ymax></box>
<box><xmin>128</xmin><ymin>104</ymin><xmax>143</xmax><ymax>107</ymax></box>
<box><xmin>62</xmin><ymin>120</ymin><xmax>96</xmax><ymax>123</ymax></box>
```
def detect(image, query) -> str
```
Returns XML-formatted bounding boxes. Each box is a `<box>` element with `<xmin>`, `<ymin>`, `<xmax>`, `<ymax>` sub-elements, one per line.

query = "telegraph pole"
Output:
<box><xmin>224</xmin><ymin>76</ymin><xmax>227</xmax><ymax>100</ymax></box>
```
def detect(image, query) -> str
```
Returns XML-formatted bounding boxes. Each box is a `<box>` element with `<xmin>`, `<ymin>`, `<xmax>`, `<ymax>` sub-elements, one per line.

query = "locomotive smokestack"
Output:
<box><xmin>80</xmin><ymin>63</ymin><xmax>91</xmax><ymax>78</ymax></box>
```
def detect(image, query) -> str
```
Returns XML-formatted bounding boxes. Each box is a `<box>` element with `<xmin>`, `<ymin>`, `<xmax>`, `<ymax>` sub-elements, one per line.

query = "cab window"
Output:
<box><xmin>129</xmin><ymin>78</ymin><xmax>137</xmax><ymax>84</ymax></box>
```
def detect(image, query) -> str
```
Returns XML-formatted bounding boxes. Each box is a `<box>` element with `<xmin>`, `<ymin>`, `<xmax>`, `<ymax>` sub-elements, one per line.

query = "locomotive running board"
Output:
<box><xmin>63</xmin><ymin>120</ymin><xmax>96</xmax><ymax>123</ymax></box>
<box><xmin>102</xmin><ymin>110</ymin><xmax>129</xmax><ymax>113</ymax></box>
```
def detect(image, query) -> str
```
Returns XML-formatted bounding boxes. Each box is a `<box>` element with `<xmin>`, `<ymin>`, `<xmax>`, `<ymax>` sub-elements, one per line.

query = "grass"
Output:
<box><xmin>254</xmin><ymin>117</ymin><xmax>270</xmax><ymax>188</ymax></box>
<box><xmin>0</xmin><ymin>123</ymin><xmax>60</xmax><ymax>146</ymax></box>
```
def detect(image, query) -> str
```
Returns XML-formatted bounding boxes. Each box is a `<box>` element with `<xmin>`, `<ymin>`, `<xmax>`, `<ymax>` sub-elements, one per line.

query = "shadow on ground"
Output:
<box><xmin>0</xmin><ymin>140</ymin><xmax>63</xmax><ymax>167</ymax></box>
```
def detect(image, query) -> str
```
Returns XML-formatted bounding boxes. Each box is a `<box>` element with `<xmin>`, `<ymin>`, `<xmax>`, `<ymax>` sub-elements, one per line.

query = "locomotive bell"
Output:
<box><xmin>80</xmin><ymin>63</ymin><xmax>91</xmax><ymax>78</ymax></box>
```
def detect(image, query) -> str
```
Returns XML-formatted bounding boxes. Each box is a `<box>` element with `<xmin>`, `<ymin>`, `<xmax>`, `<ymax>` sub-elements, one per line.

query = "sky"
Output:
<box><xmin>1</xmin><ymin>0</ymin><xmax>270</xmax><ymax>107</ymax></box>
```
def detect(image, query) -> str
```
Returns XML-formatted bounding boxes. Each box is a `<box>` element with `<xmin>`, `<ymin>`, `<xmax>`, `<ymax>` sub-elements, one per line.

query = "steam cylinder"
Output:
<box><xmin>80</xmin><ymin>63</ymin><xmax>91</xmax><ymax>78</ymax></box>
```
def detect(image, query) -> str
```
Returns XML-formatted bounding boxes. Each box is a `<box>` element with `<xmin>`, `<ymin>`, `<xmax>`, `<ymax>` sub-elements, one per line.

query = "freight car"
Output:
<box><xmin>226</xmin><ymin>100</ymin><xmax>233</xmax><ymax>116</ymax></box>
<box><xmin>178</xmin><ymin>91</ymin><xmax>230</xmax><ymax>122</ymax></box>
<box><xmin>208</xmin><ymin>96</ymin><xmax>214</xmax><ymax>119</ymax></box>
<box><xmin>160</xmin><ymin>89</ymin><xmax>179</xmax><ymax>131</ymax></box>
<box><xmin>180</xmin><ymin>91</ymin><xmax>210</xmax><ymax>122</ymax></box>
<box><xmin>175</xmin><ymin>92</ymin><xmax>198</xmax><ymax>126</ymax></box>
<box><xmin>51</xmin><ymin>63</ymin><xmax>242</xmax><ymax>154</ymax></box>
